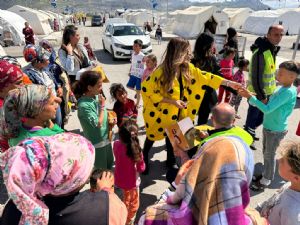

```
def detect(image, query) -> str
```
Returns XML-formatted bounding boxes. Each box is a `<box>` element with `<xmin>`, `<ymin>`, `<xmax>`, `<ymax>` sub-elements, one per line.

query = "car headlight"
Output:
<box><xmin>114</xmin><ymin>43</ymin><xmax>124</xmax><ymax>48</ymax></box>
<box><xmin>143</xmin><ymin>43</ymin><xmax>151</xmax><ymax>48</ymax></box>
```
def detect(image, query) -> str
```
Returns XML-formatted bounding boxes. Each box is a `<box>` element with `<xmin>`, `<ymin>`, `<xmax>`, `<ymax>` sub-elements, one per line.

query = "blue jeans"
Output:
<box><xmin>244</xmin><ymin>104</ymin><xmax>264</xmax><ymax>137</ymax></box>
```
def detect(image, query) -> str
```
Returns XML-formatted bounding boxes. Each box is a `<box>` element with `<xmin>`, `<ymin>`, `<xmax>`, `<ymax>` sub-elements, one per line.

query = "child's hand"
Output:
<box><xmin>98</xmin><ymin>171</ymin><xmax>114</xmax><ymax>192</ymax></box>
<box><xmin>238</xmin><ymin>87</ymin><xmax>252</xmax><ymax>99</ymax></box>
<box><xmin>228</xmin><ymin>81</ymin><xmax>242</xmax><ymax>90</ymax></box>
<box><xmin>98</xmin><ymin>94</ymin><xmax>106</xmax><ymax>108</ymax></box>
<box><xmin>173</xmin><ymin>100</ymin><xmax>187</xmax><ymax>109</ymax></box>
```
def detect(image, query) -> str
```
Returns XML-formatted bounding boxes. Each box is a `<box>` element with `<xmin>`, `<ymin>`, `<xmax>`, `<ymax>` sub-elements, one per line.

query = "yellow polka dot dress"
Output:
<box><xmin>141</xmin><ymin>63</ymin><xmax>224</xmax><ymax>141</ymax></box>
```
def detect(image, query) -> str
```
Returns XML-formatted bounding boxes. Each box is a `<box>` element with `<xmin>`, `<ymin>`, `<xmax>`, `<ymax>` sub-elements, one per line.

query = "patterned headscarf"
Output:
<box><xmin>0</xmin><ymin>132</ymin><xmax>95</xmax><ymax>225</ymax></box>
<box><xmin>0</xmin><ymin>60</ymin><xmax>24</xmax><ymax>90</ymax></box>
<box><xmin>23</xmin><ymin>44</ymin><xmax>51</xmax><ymax>63</ymax></box>
<box><xmin>0</xmin><ymin>85</ymin><xmax>51</xmax><ymax>138</ymax></box>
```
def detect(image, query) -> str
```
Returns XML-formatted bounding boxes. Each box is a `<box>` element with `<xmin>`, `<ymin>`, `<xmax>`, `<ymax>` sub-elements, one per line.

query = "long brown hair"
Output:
<box><xmin>160</xmin><ymin>38</ymin><xmax>192</xmax><ymax>92</ymax></box>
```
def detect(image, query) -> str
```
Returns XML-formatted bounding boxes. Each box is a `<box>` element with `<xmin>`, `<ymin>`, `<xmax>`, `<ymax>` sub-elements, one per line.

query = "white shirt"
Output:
<box><xmin>130</xmin><ymin>52</ymin><xmax>145</xmax><ymax>78</ymax></box>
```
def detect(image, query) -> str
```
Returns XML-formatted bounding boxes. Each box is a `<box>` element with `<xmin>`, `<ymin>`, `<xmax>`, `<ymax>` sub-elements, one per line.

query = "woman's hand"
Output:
<box><xmin>98</xmin><ymin>171</ymin><xmax>114</xmax><ymax>193</ymax></box>
<box><xmin>228</xmin><ymin>81</ymin><xmax>242</xmax><ymax>90</ymax></box>
<box><xmin>174</xmin><ymin>159</ymin><xmax>194</xmax><ymax>185</ymax></box>
<box><xmin>172</xmin><ymin>100</ymin><xmax>187</xmax><ymax>109</ymax></box>
<box><xmin>62</xmin><ymin>43</ymin><xmax>73</xmax><ymax>55</ymax></box>
<box><xmin>238</xmin><ymin>87</ymin><xmax>253</xmax><ymax>99</ymax></box>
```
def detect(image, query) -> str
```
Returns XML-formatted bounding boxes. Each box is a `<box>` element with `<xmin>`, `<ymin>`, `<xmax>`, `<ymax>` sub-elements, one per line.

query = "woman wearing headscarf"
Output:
<box><xmin>0</xmin><ymin>60</ymin><xmax>25</xmax><ymax>204</ymax></box>
<box><xmin>0</xmin><ymin>85</ymin><xmax>64</xmax><ymax>147</ymax></box>
<box><xmin>0</xmin><ymin>132</ymin><xmax>127</xmax><ymax>225</ymax></box>
<box><xmin>23</xmin><ymin>44</ymin><xmax>64</xmax><ymax>127</ymax></box>
<box><xmin>39</xmin><ymin>39</ymin><xmax>71</xmax><ymax>128</ymax></box>
<box><xmin>138</xmin><ymin>136</ymin><xmax>268</xmax><ymax>225</ymax></box>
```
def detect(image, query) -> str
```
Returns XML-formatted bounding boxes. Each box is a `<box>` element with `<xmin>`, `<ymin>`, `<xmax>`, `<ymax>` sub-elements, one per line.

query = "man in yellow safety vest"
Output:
<box><xmin>244</xmin><ymin>25</ymin><xmax>284</xmax><ymax>150</ymax></box>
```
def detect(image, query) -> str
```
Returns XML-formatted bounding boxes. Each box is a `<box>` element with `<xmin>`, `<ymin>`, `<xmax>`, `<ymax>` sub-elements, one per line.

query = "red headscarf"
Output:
<box><xmin>0</xmin><ymin>60</ymin><xmax>24</xmax><ymax>90</ymax></box>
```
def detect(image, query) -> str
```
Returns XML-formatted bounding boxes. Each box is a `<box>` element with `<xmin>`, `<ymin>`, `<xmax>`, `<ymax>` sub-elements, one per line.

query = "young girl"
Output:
<box><xmin>229</xmin><ymin>58</ymin><xmax>249</xmax><ymax>118</ymax></box>
<box><xmin>110</xmin><ymin>83</ymin><xmax>138</xmax><ymax>128</ymax></box>
<box><xmin>73</xmin><ymin>70</ymin><xmax>113</xmax><ymax>169</ymax></box>
<box><xmin>141</xmin><ymin>54</ymin><xmax>157</xmax><ymax>82</ymax></box>
<box><xmin>218</xmin><ymin>48</ymin><xmax>236</xmax><ymax>103</ymax></box>
<box><xmin>113</xmin><ymin>120</ymin><xmax>145</xmax><ymax>225</ymax></box>
<box><xmin>83</xmin><ymin>36</ymin><xmax>96</xmax><ymax>61</ymax></box>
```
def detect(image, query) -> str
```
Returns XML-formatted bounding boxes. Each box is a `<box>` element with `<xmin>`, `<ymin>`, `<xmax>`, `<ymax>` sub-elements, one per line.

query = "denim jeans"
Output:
<box><xmin>244</xmin><ymin>104</ymin><xmax>264</xmax><ymax>137</ymax></box>
<box><xmin>262</xmin><ymin>128</ymin><xmax>287</xmax><ymax>180</ymax></box>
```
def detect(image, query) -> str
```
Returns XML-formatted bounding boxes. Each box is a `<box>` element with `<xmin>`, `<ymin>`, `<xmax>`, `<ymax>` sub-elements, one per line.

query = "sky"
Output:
<box><xmin>188</xmin><ymin>0</ymin><xmax>300</xmax><ymax>9</ymax></box>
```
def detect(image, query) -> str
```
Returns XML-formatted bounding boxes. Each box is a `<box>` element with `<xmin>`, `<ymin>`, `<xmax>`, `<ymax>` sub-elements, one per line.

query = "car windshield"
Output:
<box><xmin>93</xmin><ymin>16</ymin><xmax>101</xmax><ymax>21</ymax></box>
<box><xmin>113</xmin><ymin>25</ymin><xmax>144</xmax><ymax>36</ymax></box>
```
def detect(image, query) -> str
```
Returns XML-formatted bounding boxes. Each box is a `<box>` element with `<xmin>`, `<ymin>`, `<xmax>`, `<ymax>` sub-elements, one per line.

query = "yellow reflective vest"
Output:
<box><xmin>248</xmin><ymin>49</ymin><xmax>276</xmax><ymax>96</ymax></box>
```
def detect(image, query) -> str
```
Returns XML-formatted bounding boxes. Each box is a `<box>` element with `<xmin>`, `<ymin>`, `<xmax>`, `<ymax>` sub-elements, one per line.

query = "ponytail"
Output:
<box><xmin>119</xmin><ymin>120</ymin><xmax>141</xmax><ymax>162</ymax></box>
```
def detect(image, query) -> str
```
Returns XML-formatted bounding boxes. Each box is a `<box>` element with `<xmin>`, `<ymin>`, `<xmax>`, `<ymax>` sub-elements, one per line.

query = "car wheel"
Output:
<box><xmin>102</xmin><ymin>40</ymin><xmax>108</xmax><ymax>52</ymax></box>
<box><xmin>111</xmin><ymin>46</ymin><xmax>117</xmax><ymax>61</ymax></box>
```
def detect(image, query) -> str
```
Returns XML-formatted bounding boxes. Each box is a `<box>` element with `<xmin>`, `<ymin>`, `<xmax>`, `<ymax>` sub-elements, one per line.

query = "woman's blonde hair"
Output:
<box><xmin>160</xmin><ymin>38</ymin><xmax>192</xmax><ymax>92</ymax></box>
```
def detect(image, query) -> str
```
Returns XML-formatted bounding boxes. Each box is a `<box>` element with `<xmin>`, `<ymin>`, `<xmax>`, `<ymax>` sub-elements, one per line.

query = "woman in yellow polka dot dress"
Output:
<box><xmin>141</xmin><ymin>37</ymin><xmax>241</xmax><ymax>173</ymax></box>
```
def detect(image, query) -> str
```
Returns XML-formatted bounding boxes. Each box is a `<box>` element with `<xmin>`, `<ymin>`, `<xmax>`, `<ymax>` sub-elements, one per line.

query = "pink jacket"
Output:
<box><xmin>113</xmin><ymin>140</ymin><xmax>145</xmax><ymax>189</ymax></box>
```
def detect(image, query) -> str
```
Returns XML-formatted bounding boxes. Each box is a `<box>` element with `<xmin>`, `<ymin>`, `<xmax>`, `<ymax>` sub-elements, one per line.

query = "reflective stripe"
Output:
<box><xmin>263</xmin><ymin>80</ymin><xmax>276</xmax><ymax>87</ymax></box>
<box><xmin>263</xmin><ymin>73</ymin><xmax>274</xmax><ymax>79</ymax></box>
<box><xmin>94</xmin><ymin>139</ymin><xmax>111</xmax><ymax>148</ymax></box>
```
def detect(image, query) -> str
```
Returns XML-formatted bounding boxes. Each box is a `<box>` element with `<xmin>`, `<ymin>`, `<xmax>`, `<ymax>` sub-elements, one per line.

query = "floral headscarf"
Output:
<box><xmin>0</xmin><ymin>85</ymin><xmax>51</xmax><ymax>138</ymax></box>
<box><xmin>0</xmin><ymin>132</ymin><xmax>95</xmax><ymax>225</ymax></box>
<box><xmin>0</xmin><ymin>60</ymin><xmax>24</xmax><ymax>90</ymax></box>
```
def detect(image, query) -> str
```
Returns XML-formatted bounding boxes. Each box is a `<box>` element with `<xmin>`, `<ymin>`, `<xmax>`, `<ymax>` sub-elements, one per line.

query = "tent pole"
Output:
<box><xmin>292</xmin><ymin>27</ymin><xmax>300</xmax><ymax>60</ymax></box>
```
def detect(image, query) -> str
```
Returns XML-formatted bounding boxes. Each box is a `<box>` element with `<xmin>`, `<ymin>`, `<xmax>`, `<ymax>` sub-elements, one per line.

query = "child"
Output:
<box><xmin>110</xmin><ymin>83</ymin><xmax>138</xmax><ymax>128</ymax></box>
<box><xmin>257</xmin><ymin>141</ymin><xmax>300</xmax><ymax>225</ymax></box>
<box><xmin>126</xmin><ymin>39</ymin><xmax>145</xmax><ymax>107</ymax></box>
<box><xmin>90</xmin><ymin>168</ymin><xmax>115</xmax><ymax>193</ymax></box>
<box><xmin>229</xmin><ymin>58</ymin><xmax>249</xmax><ymax>118</ymax></box>
<box><xmin>141</xmin><ymin>54</ymin><xmax>157</xmax><ymax>82</ymax></box>
<box><xmin>239</xmin><ymin>60</ymin><xmax>299</xmax><ymax>190</ymax></box>
<box><xmin>83</xmin><ymin>36</ymin><xmax>96</xmax><ymax>61</ymax></box>
<box><xmin>218</xmin><ymin>48</ymin><xmax>236</xmax><ymax>103</ymax></box>
<box><xmin>90</xmin><ymin>168</ymin><xmax>128</xmax><ymax>225</ymax></box>
<box><xmin>73</xmin><ymin>70</ymin><xmax>113</xmax><ymax>170</ymax></box>
<box><xmin>113</xmin><ymin>120</ymin><xmax>145</xmax><ymax>225</ymax></box>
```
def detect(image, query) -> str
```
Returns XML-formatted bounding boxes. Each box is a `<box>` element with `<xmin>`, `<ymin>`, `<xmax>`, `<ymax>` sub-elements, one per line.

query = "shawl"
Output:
<box><xmin>0</xmin><ymin>132</ymin><xmax>95</xmax><ymax>225</ymax></box>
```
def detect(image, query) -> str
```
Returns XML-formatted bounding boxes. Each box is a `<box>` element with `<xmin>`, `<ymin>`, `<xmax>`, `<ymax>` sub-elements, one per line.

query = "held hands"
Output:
<box><xmin>237</xmin><ymin>87</ymin><xmax>253</xmax><ymax>99</ymax></box>
<box><xmin>227</xmin><ymin>81</ymin><xmax>242</xmax><ymax>90</ymax></box>
<box><xmin>98</xmin><ymin>171</ymin><xmax>114</xmax><ymax>193</ymax></box>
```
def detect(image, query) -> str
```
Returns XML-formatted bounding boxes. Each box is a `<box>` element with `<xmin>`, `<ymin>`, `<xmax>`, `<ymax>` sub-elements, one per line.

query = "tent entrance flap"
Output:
<box><xmin>204</xmin><ymin>16</ymin><xmax>217</xmax><ymax>34</ymax></box>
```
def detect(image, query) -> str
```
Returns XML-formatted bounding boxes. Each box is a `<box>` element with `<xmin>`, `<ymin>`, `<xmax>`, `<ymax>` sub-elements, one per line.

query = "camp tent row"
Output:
<box><xmin>0</xmin><ymin>5</ymin><xmax>66</xmax><ymax>47</ymax></box>
<box><xmin>244</xmin><ymin>8</ymin><xmax>300</xmax><ymax>35</ymax></box>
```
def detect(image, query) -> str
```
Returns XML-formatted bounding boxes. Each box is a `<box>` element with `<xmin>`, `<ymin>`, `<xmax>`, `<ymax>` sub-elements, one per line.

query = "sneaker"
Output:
<box><xmin>250</xmin><ymin>180</ymin><xmax>268</xmax><ymax>191</ymax></box>
<box><xmin>250</xmin><ymin>143</ymin><xmax>257</xmax><ymax>150</ymax></box>
<box><xmin>252</xmin><ymin>174</ymin><xmax>263</xmax><ymax>182</ymax></box>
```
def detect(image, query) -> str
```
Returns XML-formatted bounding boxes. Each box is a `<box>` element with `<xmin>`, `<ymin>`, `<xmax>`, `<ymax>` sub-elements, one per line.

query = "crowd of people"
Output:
<box><xmin>0</xmin><ymin>22</ymin><xmax>299</xmax><ymax>225</ymax></box>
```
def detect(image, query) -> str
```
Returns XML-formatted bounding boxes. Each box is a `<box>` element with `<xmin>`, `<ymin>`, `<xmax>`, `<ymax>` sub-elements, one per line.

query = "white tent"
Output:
<box><xmin>244</xmin><ymin>8</ymin><xmax>300</xmax><ymax>35</ymax></box>
<box><xmin>222</xmin><ymin>8</ymin><xmax>253</xmax><ymax>30</ymax></box>
<box><xmin>172</xmin><ymin>6</ymin><xmax>229</xmax><ymax>38</ymax></box>
<box><xmin>123</xmin><ymin>10</ymin><xmax>155</xmax><ymax>27</ymax></box>
<box><xmin>0</xmin><ymin>10</ymin><xmax>26</xmax><ymax>46</ymax></box>
<box><xmin>46</xmin><ymin>11</ymin><xmax>65</xmax><ymax>28</ymax></box>
<box><xmin>8</xmin><ymin>5</ymin><xmax>52</xmax><ymax>35</ymax></box>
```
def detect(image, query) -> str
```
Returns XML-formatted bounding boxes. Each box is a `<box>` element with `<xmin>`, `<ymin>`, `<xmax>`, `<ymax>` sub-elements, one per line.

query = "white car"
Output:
<box><xmin>102</xmin><ymin>22</ymin><xmax>152</xmax><ymax>60</ymax></box>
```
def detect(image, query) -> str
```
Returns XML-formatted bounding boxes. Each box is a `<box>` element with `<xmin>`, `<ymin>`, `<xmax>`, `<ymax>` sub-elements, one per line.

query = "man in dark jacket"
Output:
<box><xmin>244</xmin><ymin>25</ymin><xmax>284</xmax><ymax>149</ymax></box>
